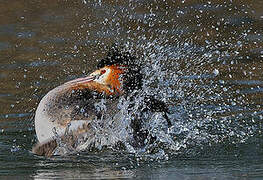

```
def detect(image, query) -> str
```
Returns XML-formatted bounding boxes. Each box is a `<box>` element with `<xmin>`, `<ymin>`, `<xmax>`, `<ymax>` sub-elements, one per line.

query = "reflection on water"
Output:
<box><xmin>0</xmin><ymin>0</ymin><xmax>262</xmax><ymax>179</ymax></box>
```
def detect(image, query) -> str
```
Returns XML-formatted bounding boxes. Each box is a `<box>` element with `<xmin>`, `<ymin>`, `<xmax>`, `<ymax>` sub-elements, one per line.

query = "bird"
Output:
<box><xmin>32</xmin><ymin>47</ymin><xmax>171</xmax><ymax>157</ymax></box>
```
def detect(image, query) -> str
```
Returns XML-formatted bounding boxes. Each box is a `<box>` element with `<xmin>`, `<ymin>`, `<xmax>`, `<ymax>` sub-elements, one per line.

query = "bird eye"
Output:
<box><xmin>100</xmin><ymin>69</ymin><xmax>106</xmax><ymax>75</ymax></box>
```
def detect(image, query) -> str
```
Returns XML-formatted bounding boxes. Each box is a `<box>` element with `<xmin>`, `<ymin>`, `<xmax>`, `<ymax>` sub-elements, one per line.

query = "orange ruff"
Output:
<box><xmin>106</xmin><ymin>65</ymin><xmax>126</xmax><ymax>94</ymax></box>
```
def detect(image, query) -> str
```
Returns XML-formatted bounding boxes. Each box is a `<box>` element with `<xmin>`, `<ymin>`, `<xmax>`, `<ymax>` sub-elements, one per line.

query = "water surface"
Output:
<box><xmin>0</xmin><ymin>0</ymin><xmax>262</xmax><ymax>179</ymax></box>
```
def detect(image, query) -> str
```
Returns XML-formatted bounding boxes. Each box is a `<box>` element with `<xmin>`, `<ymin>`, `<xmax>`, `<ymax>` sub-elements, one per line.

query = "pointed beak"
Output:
<box><xmin>65</xmin><ymin>76</ymin><xmax>95</xmax><ymax>85</ymax></box>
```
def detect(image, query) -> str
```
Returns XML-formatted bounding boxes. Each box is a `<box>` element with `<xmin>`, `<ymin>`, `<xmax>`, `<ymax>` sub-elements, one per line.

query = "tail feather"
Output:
<box><xmin>32</xmin><ymin>139</ymin><xmax>57</xmax><ymax>157</ymax></box>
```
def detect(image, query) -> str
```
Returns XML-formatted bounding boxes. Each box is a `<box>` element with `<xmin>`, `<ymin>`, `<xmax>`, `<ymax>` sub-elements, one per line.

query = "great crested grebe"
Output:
<box><xmin>32</xmin><ymin>47</ymin><xmax>171</xmax><ymax>157</ymax></box>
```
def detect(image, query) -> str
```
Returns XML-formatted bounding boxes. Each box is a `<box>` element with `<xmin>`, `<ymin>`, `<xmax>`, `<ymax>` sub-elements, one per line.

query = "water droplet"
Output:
<box><xmin>213</xmin><ymin>69</ymin><xmax>219</xmax><ymax>76</ymax></box>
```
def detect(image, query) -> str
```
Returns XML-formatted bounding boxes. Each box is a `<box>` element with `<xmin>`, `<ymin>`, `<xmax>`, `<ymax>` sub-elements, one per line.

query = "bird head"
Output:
<box><xmin>66</xmin><ymin>65</ymin><xmax>127</xmax><ymax>96</ymax></box>
<box><xmin>66</xmin><ymin>47</ymin><xmax>142</xmax><ymax>95</ymax></box>
<box><xmin>89</xmin><ymin>65</ymin><xmax>127</xmax><ymax>94</ymax></box>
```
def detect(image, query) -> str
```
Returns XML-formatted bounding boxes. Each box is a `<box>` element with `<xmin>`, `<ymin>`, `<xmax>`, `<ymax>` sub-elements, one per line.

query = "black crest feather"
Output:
<box><xmin>97</xmin><ymin>46</ymin><xmax>137</xmax><ymax>68</ymax></box>
<box><xmin>97</xmin><ymin>46</ymin><xmax>143</xmax><ymax>93</ymax></box>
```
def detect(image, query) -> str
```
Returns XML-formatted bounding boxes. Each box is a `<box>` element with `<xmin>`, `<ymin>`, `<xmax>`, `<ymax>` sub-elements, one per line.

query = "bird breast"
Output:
<box><xmin>34</xmin><ymin>81</ymin><xmax>119</xmax><ymax>143</ymax></box>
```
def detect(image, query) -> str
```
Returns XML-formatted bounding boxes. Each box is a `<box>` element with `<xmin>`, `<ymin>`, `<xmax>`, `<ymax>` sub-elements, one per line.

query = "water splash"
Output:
<box><xmin>52</xmin><ymin>40</ymin><xmax>262</xmax><ymax>159</ymax></box>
